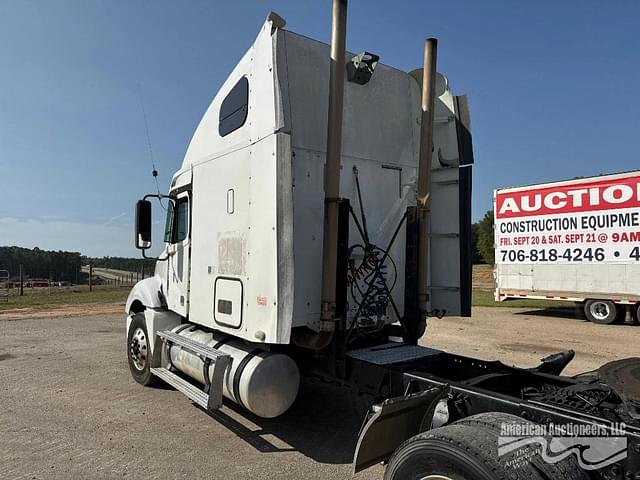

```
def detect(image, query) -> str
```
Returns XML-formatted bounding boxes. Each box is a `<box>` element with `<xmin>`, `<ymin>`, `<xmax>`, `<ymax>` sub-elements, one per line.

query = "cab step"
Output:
<box><xmin>151</xmin><ymin>329</ymin><xmax>231</xmax><ymax>411</ymax></box>
<box><xmin>150</xmin><ymin>367</ymin><xmax>209</xmax><ymax>409</ymax></box>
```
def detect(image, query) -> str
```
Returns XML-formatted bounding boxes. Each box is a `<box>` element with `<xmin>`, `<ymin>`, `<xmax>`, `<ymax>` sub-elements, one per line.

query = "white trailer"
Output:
<box><xmin>494</xmin><ymin>171</ymin><xmax>640</xmax><ymax>324</ymax></box>
<box><xmin>125</xmin><ymin>5</ymin><xmax>640</xmax><ymax>478</ymax></box>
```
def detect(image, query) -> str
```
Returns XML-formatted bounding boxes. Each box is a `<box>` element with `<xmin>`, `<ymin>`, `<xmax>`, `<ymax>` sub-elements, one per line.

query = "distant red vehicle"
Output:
<box><xmin>26</xmin><ymin>279</ymin><xmax>49</xmax><ymax>288</ymax></box>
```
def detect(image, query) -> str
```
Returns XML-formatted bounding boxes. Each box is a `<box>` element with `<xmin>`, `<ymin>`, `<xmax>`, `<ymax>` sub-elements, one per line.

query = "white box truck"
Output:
<box><xmin>125</xmin><ymin>4</ymin><xmax>640</xmax><ymax>478</ymax></box>
<box><xmin>494</xmin><ymin>171</ymin><xmax>640</xmax><ymax>324</ymax></box>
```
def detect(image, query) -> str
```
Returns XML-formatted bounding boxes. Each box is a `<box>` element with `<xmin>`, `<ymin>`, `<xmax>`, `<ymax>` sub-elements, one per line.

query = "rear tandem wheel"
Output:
<box><xmin>583</xmin><ymin>299</ymin><xmax>624</xmax><ymax>325</ymax></box>
<box><xmin>384</xmin><ymin>413</ymin><xmax>588</xmax><ymax>480</ymax></box>
<box><xmin>384</xmin><ymin>423</ymin><xmax>544</xmax><ymax>480</ymax></box>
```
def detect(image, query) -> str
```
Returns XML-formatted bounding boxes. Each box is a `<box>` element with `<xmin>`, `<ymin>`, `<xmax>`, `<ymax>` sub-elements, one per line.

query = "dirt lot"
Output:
<box><xmin>1</xmin><ymin>307</ymin><xmax>638</xmax><ymax>479</ymax></box>
<box><xmin>472</xmin><ymin>264</ymin><xmax>494</xmax><ymax>289</ymax></box>
<box><xmin>425</xmin><ymin>306</ymin><xmax>639</xmax><ymax>376</ymax></box>
<box><xmin>0</xmin><ymin>301</ymin><xmax>123</xmax><ymax>321</ymax></box>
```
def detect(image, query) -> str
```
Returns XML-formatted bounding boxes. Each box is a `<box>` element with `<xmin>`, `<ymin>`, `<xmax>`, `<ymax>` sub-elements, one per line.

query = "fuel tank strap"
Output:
<box><xmin>173</xmin><ymin>324</ymin><xmax>192</xmax><ymax>334</ymax></box>
<box><xmin>232</xmin><ymin>349</ymin><xmax>265</xmax><ymax>409</ymax></box>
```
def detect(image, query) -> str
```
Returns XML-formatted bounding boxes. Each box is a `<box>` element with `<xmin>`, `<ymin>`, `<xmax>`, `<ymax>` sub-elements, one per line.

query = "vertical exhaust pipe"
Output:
<box><xmin>293</xmin><ymin>0</ymin><xmax>347</xmax><ymax>350</ymax></box>
<box><xmin>320</xmin><ymin>0</ymin><xmax>348</xmax><ymax>333</ymax></box>
<box><xmin>417</xmin><ymin>38</ymin><xmax>438</xmax><ymax>319</ymax></box>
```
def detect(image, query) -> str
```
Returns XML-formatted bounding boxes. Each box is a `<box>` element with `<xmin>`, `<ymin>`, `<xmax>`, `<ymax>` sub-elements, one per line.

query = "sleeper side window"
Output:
<box><xmin>218</xmin><ymin>76</ymin><xmax>249</xmax><ymax>137</ymax></box>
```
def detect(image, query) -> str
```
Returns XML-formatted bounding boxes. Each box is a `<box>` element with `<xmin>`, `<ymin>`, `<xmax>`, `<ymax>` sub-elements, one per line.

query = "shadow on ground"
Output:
<box><xmin>205</xmin><ymin>378</ymin><xmax>373</xmax><ymax>465</ymax></box>
<box><xmin>514</xmin><ymin>307</ymin><xmax>639</xmax><ymax>326</ymax></box>
<box><xmin>513</xmin><ymin>307</ymin><xmax>584</xmax><ymax>320</ymax></box>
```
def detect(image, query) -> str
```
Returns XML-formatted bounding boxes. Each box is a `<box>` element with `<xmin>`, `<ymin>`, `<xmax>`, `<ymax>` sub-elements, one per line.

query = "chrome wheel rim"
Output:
<box><xmin>420</xmin><ymin>476</ymin><xmax>453</xmax><ymax>480</ymax></box>
<box><xmin>589</xmin><ymin>301</ymin><xmax>610</xmax><ymax>321</ymax></box>
<box><xmin>129</xmin><ymin>327</ymin><xmax>148</xmax><ymax>371</ymax></box>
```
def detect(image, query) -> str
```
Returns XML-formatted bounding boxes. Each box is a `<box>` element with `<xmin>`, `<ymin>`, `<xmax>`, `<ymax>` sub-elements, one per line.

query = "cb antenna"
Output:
<box><xmin>137</xmin><ymin>84</ymin><xmax>164</xmax><ymax>206</ymax></box>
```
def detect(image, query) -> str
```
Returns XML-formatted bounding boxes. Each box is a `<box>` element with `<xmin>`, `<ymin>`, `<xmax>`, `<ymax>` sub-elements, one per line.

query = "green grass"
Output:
<box><xmin>472</xmin><ymin>288</ymin><xmax>575</xmax><ymax>309</ymax></box>
<box><xmin>0</xmin><ymin>287</ymin><xmax>128</xmax><ymax>311</ymax></box>
<box><xmin>0</xmin><ymin>285</ymin><xmax>571</xmax><ymax>313</ymax></box>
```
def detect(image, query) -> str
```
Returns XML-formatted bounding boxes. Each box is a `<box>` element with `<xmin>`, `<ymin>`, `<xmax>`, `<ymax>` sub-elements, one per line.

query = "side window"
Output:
<box><xmin>174</xmin><ymin>197</ymin><xmax>189</xmax><ymax>243</ymax></box>
<box><xmin>163</xmin><ymin>201</ymin><xmax>174</xmax><ymax>243</ymax></box>
<box><xmin>164</xmin><ymin>197</ymin><xmax>189</xmax><ymax>244</ymax></box>
<box><xmin>219</xmin><ymin>76</ymin><xmax>249</xmax><ymax>137</ymax></box>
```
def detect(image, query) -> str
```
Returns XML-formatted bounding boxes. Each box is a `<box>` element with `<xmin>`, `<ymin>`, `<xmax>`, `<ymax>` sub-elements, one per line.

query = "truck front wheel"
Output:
<box><xmin>127</xmin><ymin>313</ymin><xmax>157</xmax><ymax>386</ymax></box>
<box><xmin>584</xmin><ymin>299</ymin><xmax>619</xmax><ymax>325</ymax></box>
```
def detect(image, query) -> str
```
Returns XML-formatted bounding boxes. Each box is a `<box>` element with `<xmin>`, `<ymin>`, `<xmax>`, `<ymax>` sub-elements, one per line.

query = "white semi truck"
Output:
<box><xmin>126</xmin><ymin>4</ymin><xmax>640</xmax><ymax>478</ymax></box>
<box><xmin>495</xmin><ymin>171</ymin><xmax>640</xmax><ymax>324</ymax></box>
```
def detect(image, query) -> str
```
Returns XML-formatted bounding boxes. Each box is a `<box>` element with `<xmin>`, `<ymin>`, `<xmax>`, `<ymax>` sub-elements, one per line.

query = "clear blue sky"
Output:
<box><xmin>1</xmin><ymin>0</ymin><xmax>638</xmax><ymax>257</ymax></box>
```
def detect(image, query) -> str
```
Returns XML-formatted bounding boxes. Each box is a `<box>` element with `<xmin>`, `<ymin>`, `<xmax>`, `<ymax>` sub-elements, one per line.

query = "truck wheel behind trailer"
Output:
<box><xmin>583</xmin><ymin>299</ymin><xmax>621</xmax><ymax>325</ymax></box>
<box><xmin>127</xmin><ymin>313</ymin><xmax>157</xmax><ymax>386</ymax></box>
<box><xmin>384</xmin><ymin>423</ymin><xmax>545</xmax><ymax>480</ymax></box>
<box><xmin>455</xmin><ymin>412</ymin><xmax>587</xmax><ymax>480</ymax></box>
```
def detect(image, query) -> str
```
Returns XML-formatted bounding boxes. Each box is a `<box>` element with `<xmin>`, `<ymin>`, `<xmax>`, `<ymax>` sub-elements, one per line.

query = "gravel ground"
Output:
<box><xmin>0</xmin><ymin>313</ymin><xmax>380</xmax><ymax>480</ymax></box>
<box><xmin>1</xmin><ymin>307</ymin><xmax>637</xmax><ymax>479</ymax></box>
<box><xmin>423</xmin><ymin>306</ymin><xmax>639</xmax><ymax>376</ymax></box>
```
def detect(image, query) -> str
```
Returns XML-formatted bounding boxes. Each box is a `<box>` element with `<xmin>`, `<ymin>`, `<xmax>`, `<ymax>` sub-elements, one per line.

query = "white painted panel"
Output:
<box><xmin>189</xmin><ymin>145</ymin><xmax>250</xmax><ymax>333</ymax></box>
<box><xmin>500</xmin><ymin>260</ymin><xmax>640</xmax><ymax>296</ymax></box>
<box><xmin>282</xmin><ymin>30</ymin><xmax>417</xmax><ymax>168</ymax></box>
<box><xmin>244</xmin><ymin>135</ymin><xmax>280</xmax><ymax>342</ymax></box>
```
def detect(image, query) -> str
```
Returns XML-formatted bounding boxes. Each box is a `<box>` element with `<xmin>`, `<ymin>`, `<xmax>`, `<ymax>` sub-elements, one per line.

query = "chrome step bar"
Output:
<box><xmin>150</xmin><ymin>329</ymin><xmax>231</xmax><ymax>411</ymax></box>
<box><xmin>150</xmin><ymin>367</ymin><xmax>210</xmax><ymax>408</ymax></box>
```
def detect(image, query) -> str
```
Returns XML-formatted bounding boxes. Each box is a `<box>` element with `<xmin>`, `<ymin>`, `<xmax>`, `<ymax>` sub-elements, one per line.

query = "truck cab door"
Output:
<box><xmin>164</xmin><ymin>191</ymin><xmax>191</xmax><ymax>317</ymax></box>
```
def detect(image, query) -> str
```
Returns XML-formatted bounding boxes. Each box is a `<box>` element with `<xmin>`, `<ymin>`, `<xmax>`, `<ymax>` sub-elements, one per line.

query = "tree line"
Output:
<box><xmin>84</xmin><ymin>256</ymin><xmax>156</xmax><ymax>274</ymax></box>
<box><xmin>0</xmin><ymin>246</ymin><xmax>154</xmax><ymax>282</ymax></box>
<box><xmin>0</xmin><ymin>246</ymin><xmax>83</xmax><ymax>282</ymax></box>
<box><xmin>472</xmin><ymin>210</ymin><xmax>495</xmax><ymax>265</ymax></box>
<box><xmin>0</xmin><ymin>211</ymin><xmax>496</xmax><ymax>282</ymax></box>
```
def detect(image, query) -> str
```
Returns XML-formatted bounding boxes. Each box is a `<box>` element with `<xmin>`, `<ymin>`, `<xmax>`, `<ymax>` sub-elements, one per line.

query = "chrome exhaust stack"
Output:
<box><xmin>311</xmin><ymin>0</ymin><xmax>349</xmax><ymax>348</ymax></box>
<box><xmin>417</xmin><ymin>38</ymin><xmax>438</xmax><ymax>320</ymax></box>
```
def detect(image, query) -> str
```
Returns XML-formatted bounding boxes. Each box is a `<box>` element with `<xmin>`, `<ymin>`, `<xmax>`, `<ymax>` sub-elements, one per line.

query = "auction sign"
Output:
<box><xmin>494</xmin><ymin>172</ymin><xmax>640</xmax><ymax>264</ymax></box>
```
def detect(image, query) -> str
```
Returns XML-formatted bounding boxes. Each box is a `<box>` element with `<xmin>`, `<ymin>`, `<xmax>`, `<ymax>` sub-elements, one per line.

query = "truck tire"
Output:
<box><xmin>583</xmin><ymin>299</ymin><xmax>618</xmax><ymax>325</ymax></box>
<box><xmin>127</xmin><ymin>313</ymin><xmax>157</xmax><ymax>386</ymax></box>
<box><xmin>455</xmin><ymin>412</ymin><xmax>588</xmax><ymax>480</ymax></box>
<box><xmin>384</xmin><ymin>424</ymin><xmax>545</xmax><ymax>480</ymax></box>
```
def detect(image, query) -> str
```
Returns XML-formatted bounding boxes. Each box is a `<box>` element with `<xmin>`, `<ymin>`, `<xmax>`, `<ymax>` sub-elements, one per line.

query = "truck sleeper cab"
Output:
<box><xmin>128</xmin><ymin>13</ymin><xmax>472</xmax><ymax>346</ymax></box>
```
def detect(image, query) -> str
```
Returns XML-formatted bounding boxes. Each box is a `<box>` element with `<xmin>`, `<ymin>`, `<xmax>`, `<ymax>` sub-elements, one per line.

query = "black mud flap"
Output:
<box><xmin>352</xmin><ymin>385</ymin><xmax>449</xmax><ymax>474</ymax></box>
